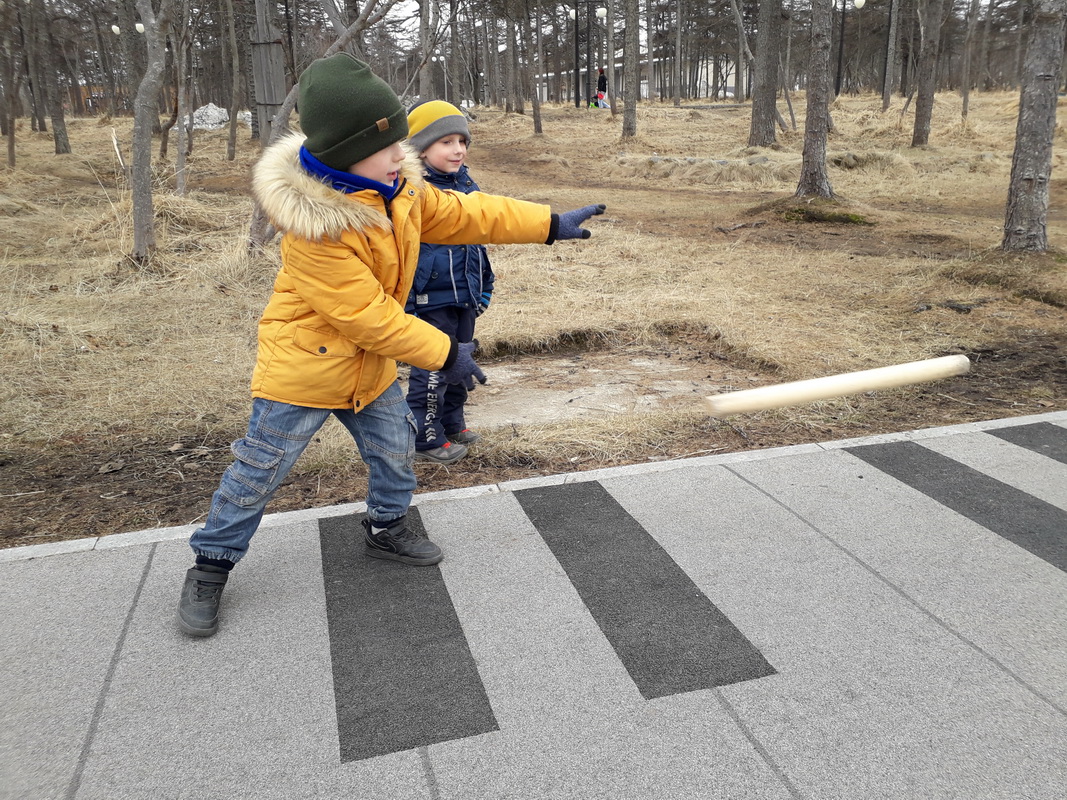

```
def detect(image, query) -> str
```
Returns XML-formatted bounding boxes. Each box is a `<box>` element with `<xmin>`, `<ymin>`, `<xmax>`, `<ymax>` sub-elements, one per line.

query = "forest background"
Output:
<box><xmin>0</xmin><ymin>0</ymin><xmax>1065</xmax><ymax>547</ymax></box>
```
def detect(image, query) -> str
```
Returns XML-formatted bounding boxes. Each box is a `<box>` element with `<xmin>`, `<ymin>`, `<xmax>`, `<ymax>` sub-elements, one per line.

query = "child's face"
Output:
<box><xmin>422</xmin><ymin>135</ymin><xmax>468</xmax><ymax>174</ymax></box>
<box><xmin>347</xmin><ymin>142</ymin><xmax>405</xmax><ymax>184</ymax></box>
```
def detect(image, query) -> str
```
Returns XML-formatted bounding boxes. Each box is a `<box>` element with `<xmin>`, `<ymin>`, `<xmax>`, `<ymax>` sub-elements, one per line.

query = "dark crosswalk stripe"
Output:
<box><xmin>986</xmin><ymin>422</ymin><xmax>1067</xmax><ymax>465</ymax></box>
<box><xmin>847</xmin><ymin>440</ymin><xmax>1067</xmax><ymax>572</ymax></box>
<box><xmin>515</xmin><ymin>481</ymin><xmax>777</xmax><ymax>700</ymax></box>
<box><xmin>318</xmin><ymin>510</ymin><xmax>497</xmax><ymax>763</ymax></box>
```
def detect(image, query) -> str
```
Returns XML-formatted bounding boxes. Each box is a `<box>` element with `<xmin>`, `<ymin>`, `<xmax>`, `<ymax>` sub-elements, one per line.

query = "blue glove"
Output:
<box><xmin>476</xmin><ymin>291</ymin><xmax>491</xmax><ymax>317</ymax></box>
<box><xmin>438</xmin><ymin>341</ymin><xmax>487</xmax><ymax>387</ymax></box>
<box><xmin>556</xmin><ymin>204</ymin><xmax>606</xmax><ymax>240</ymax></box>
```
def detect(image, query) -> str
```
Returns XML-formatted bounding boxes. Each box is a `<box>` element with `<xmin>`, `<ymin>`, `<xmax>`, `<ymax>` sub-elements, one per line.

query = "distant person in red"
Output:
<box><xmin>597</xmin><ymin>68</ymin><xmax>608</xmax><ymax>108</ymax></box>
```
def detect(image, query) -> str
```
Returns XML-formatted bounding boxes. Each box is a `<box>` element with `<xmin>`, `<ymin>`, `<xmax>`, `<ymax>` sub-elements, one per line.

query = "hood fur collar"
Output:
<box><xmin>252</xmin><ymin>133</ymin><xmax>426</xmax><ymax>242</ymax></box>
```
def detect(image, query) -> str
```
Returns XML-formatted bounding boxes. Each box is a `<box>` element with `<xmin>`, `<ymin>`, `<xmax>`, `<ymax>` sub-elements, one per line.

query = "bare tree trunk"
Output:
<box><xmin>796</xmin><ymin>0</ymin><xmax>835</xmax><ymax>198</ymax></box>
<box><xmin>1</xmin><ymin>1</ymin><xmax>20</xmax><ymax>166</ymax></box>
<box><xmin>504</xmin><ymin>16</ymin><xmax>515</xmax><ymax>113</ymax></box>
<box><xmin>117</xmin><ymin>0</ymin><xmax>147</xmax><ymax>114</ymax></box>
<box><xmin>449</xmin><ymin>0</ymin><xmax>462</xmax><ymax>105</ymax></box>
<box><xmin>749</xmin><ymin>0</ymin><xmax>783</xmax><ymax>146</ymax></box>
<box><xmin>18</xmin><ymin>3</ymin><xmax>46</xmax><ymax>133</ymax></box>
<box><xmin>978</xmin><ymin>0</ymin><xmax>997</xmax><ymax>90</ymax></box>
<box><xmin>419</xmin><ymin>0</ymin><xmax>433</xmax><ymax>99</ymax></box>
<box><xmin>607</xmin><ymin>0</ymin><xmax>618</xmax><ymax>115</ymax></box>
<box><xmin>159</xmin><ymin>82</ymin><xmax>178</xmax><ymax>159</ymax></box>
<box><xmin>673</xmin><ymin>0</ymin><xmax>683</xmax><ymax>107</ymax></box>
<box><xmin>224</xmin><ymin>0</ymin><xmax>240</xmax><ymax>160</ymax></box>
<box><xmin>622</xmin><ymin>0</ymin><xmax>639</xmax><ymax>136</ymax></box>
<box><xmin>911</xmin><ymin>0</ymin><xmax>945</xmax><ymax>147</ymax></box>
<box><xmin>729</xmin><ymin>0</ymin><xmax>752</xmax><ymax>102</ymax></box>
<box><xmin>1013</xmin><ymin>0</ymin><xmax>1027</xmax><ymax>90</ymax></box>
<box><xmin>881</xmin><ymin>0</ymin><xmax>900</xmax><ymax>110</ymax></box>
<box><xmin>41</xmin><ymin>0</ymin><xmax>71</xmax><ymax>153</ymax></box>
<box><xmin>174</xmin><ymin>1</ymin><xmax>191</xmax><ymax>196</ymax></box>
<box><xmin>489</xmin><ymin>16</ymin><xmax>502</xmax><ymax>106</ymax></box>
<box><xmin>90</xmin><ymin>19</ymin><xmax>120</xmax><ymax>117</ymax></box>
<box><xmin>960</xmin><ymin>0</ymin><xmax>981</xmax><ymax>119</ymax></box>
<box><xmin>524</xmin><ymin>1</ymin><xmax>542</xmax><ymax>132</ymax></box>
<box><xmin>1002</xmin><ymin>0</ymin><xmax>1067</xmax><ymax>252</ymax></box>
<box><xmin>131</xmin><ymin>0</ymin><xmax>176</xmax><ymax>264</ymax></box>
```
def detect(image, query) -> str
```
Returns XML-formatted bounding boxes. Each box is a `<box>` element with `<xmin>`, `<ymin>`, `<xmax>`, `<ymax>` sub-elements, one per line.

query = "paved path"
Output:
<box><xmin>3</xmin><ymin>412</ymin><xmax>1066</xmax><ymax>799</ymax></box>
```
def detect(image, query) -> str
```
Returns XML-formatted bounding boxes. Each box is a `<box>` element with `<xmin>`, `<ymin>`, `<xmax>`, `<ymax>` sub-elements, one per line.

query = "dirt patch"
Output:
<box><xmin>3</xmin><ymin>331</ymin><xmax>1062</xmax><ymax>548</ymax></box>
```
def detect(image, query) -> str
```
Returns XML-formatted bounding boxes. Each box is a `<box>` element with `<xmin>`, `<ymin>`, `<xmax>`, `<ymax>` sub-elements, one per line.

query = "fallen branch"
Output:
<box><xmin>716</xmin><ymin>220</ymin><xmax>767</xmax><ymax>233</ymax></box>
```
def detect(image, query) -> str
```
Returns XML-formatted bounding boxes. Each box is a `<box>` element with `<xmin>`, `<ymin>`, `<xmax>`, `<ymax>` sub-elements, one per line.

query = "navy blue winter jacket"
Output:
<box><xmin>406</xmin><ymin>164</ymin><xmax>495</xmax><ymax>315</ymax></box>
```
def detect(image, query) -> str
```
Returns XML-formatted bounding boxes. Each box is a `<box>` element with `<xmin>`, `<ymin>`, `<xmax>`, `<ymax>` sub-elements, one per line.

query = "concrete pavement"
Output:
<box><xmin>3</xmin><ymin>412</ymin><xmax>1066</xmax><ymax>799</ymax></box>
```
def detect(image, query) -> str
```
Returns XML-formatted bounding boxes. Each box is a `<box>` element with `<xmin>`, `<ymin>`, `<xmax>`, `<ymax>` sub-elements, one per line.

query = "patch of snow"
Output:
<box><xmin>189</xmin><ymin>103</ymin><xmax>250</xmax><ymax>130</ymax></box>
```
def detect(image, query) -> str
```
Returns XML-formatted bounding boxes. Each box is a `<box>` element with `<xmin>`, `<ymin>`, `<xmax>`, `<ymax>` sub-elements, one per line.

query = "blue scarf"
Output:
<box><xmin>298</xmin><ymin>146</ymin><xmax>401</xmax><ymax>199</ymax></box>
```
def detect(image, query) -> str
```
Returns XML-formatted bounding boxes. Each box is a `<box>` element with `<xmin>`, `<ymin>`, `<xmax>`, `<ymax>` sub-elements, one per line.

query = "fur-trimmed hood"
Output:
<box><xmin>251</xmin><ymin>133</ymin><xmax>426</xmax><ymax>241</ymax></box>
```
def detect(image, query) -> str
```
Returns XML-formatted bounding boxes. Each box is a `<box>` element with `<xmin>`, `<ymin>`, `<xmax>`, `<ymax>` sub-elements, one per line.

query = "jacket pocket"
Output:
<box><xmin>293</xmin><ymin>325</ymin><xmax>360</xmax><ymax>358</ymax></box>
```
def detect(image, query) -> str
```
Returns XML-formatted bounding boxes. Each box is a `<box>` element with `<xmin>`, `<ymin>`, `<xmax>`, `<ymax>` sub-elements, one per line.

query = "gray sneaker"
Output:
<box><xmin>414</xmin><ymin>441</ymin><xmax>468</xmax><ymax>464</ymax></box>
<box><xmin>362</xmin><ymin>518</ymin><xmax>444</xmax><ymax>566</ymax></box>
<box><xmin>177</xmin><ymin>566</ymin><xmax>229</xmax><ymax>637</ymax></box>
<box><xmin>447</xmin><ymin>428</ymin><xmax>482</xmax><ymax>445</ymax></box>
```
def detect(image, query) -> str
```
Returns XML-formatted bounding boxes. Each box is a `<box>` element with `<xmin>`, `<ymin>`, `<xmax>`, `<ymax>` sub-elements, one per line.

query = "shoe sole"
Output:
<box><xmin>365</xmin><ymin>547</ymin><xmax>444</xmax><ymax>566</ymax></box>
<box><xmin>177</xmin><ymin>613</ymin><xmax>218</xmax><ymax>637</ymax></box>
<box><xmin>413</xmin><ymin>451</ymin><xmax>467</xmax><ymax>464</ymax></box>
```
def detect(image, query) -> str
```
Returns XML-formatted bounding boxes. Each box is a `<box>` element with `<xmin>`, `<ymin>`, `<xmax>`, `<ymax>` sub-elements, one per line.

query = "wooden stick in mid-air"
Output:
<box><xmin>703</xmin><ymin>354</ymin><xmax>971</xmax><ymax>418</ymax></box>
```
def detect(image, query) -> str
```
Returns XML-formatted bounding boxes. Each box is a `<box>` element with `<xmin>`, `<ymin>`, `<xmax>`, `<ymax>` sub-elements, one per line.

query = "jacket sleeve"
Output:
<box><xmin>418</xmin><ymin>185</ymin><xmax>553</xmax><ymax>246</ymax></box>
<box><xmin>280</xmin><ymin>235</ymin><xmax>452</xmax><ymax>371</ymax></box>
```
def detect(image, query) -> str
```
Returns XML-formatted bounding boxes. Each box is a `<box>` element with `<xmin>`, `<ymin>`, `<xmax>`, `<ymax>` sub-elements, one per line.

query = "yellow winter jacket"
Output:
<box><xmin>250</xmin><ymin>134</ymin><xmax>552</xmax><ymax>411</ymax></box>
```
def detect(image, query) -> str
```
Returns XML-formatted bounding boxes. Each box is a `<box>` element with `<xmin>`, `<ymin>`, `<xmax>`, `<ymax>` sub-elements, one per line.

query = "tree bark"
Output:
<box><xmin>418</xmin><ymin>0</ymin><xmax>433</xmax><ymax>99</ymax></box>
<box><xmin>117</xmin><ymin>0</ymin><xmax>147</xmax><ymax>113</ymax></box>
<box><xmin>18</xmin><ymin>3</ymin><xmax>46</xmax><ymax>133</ymax></box>
<box><xmin>606</xmin><ymin>0</ymin><xmax>618</xmax><ymax>115</ymax></box>
<box><xmin>224</xmin><ymin>0</ymin><xmax>241</xmax><ymax>160</ymax></box>
<box><xmin>729</xmin><ymin>0</ymin><xmax>753</xmax><ymax>102</ymax></box>
<box><xmin>524</xmin><ymin>0</ymin><xmax>542</xmax><ymax>133</ymax></box>
<box><xmin>960</xmin><ymin>0</ymin><xmax>981</xmax><ymax>119</ymax></box>
<box><xmin>749</xmin><ymin>0</ymin><xmax>783</xmax><ymax>147</ymax></box>
<box><xmin>674</xmin><ymin>0</ymin><xmax>683</xmax><ymax>107</ymax></box>
<box><xmin>911</xmin><ymin>0</ymin><xmax>946</xmax><ymax>147</ymax></box>
<box><xmin>1002</xmin><ymin>0</ymin><xmax>1067</xmax><ymax>251</ymax></box>
<box><xmin>41</xmin><ymin>0</ymin><xmax>70</xmax><ymax>153</ymax></box>
<box><xmin>1</xmin><ymin>1</ymin><xmax>20</xmax><ymax>166</ymax></box>
<box><xmin>622</xmin><ymin>0</ymin><xmax>639</xmax><ymax>136</ymax></box>
<box><xmin>881</xmin><ymin>0</ymin><xmax>900</xmax><ymax>110</ymax></box>
<box><xmin>796</xmin><ymin>0</ymin><xmax>835</xmax><ymax>198</ymax></box>
<box><xmin>978</xmin><ymin>0</ymin><xmax>997</xmax><ymax>90</ymax></box>
<box><xmin>174</xmin><ymin>0</ymin><xmax>191</xmax><ymax>196</ymax></box>
<box><xmin>131</xmin><ymin>0</ymin><xmax>176</xmax><ymax>264</ymax></box>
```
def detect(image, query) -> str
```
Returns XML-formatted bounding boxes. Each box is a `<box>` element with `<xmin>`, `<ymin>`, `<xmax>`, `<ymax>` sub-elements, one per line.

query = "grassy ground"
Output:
<box><xmin>1</xmin><ymin>91</ymin><xmax>1064</xmax><ymax>546</ymax></box>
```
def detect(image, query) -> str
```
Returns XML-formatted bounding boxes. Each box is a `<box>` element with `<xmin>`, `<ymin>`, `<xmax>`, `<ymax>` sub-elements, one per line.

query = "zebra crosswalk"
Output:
<box><xmin>317</xmin><ymin>422</ymin><xmax>1067</xmax><ymax>767</ymax></box>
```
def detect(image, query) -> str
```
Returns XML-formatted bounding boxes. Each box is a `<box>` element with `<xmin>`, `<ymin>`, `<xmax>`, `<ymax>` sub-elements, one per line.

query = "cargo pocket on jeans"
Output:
<box><xmin>220</xmin><ymin>437</ymin><xmax>285</xmax><ymax>507</ymax></box>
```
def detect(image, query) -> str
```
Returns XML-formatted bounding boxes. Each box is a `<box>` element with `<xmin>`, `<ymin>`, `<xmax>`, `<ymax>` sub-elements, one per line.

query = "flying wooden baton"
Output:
<box><xmin>703</xmin><ymin>354</ymin><xmax>971</xmax><ymax>417</ymax></box>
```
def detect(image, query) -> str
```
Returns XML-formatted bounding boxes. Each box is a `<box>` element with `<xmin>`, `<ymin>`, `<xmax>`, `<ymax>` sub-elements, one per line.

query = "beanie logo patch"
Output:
<box><xmin>376</xmin><ymin>118</ymin><xmax>389</xmax><ymax>132</ymax></box>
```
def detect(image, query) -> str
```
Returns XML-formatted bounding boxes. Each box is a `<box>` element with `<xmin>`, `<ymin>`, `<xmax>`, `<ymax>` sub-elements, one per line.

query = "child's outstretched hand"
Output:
<box><xmin>556</xmin><ymin>204</ymin><xmax>606</xmax><ymax>240</ymax></box>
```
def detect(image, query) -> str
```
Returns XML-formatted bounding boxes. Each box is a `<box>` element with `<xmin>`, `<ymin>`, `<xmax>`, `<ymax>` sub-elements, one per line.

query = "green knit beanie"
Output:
<box><xmin>297</xmin><ymin>53</ymin><xmax>408</xmax><ymax>171</ymax></box>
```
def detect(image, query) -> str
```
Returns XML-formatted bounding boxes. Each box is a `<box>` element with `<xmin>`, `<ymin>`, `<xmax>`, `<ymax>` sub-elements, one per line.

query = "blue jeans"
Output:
<box><xmin>189</xmin><ymin>382</ymin><xmax>417</xmax><ymax>563</ymax></box>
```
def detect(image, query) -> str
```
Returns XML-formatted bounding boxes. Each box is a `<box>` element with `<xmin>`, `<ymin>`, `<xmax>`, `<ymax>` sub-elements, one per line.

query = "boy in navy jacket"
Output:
<box><xmin>405</xmin><ymin>101</ymin><xmax>493</xmax><ymax>463</ymax></box>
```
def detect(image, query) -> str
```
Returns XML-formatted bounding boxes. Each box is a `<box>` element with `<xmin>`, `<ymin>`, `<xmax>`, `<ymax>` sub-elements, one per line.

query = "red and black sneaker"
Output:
<box><xmin>414</xmin><ymin>440</ymin><xmax>469</xmax><ymax>464</ymax></box>
<box><xmin>446</xmin><ymin>428</ymin><xmax>482</xmax><ymax>445</ymax></box>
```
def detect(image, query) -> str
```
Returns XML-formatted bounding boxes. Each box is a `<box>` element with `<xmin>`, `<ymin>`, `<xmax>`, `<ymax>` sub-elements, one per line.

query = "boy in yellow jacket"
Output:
<box><xmin>178</xmin><ymin>53</ymin><xmax>605</xmax><ymax>637</ymax></box>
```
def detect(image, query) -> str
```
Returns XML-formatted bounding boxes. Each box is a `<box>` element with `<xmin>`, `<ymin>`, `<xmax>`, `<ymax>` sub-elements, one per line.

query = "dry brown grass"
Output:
<box><xmin>1</xmin><ymin>92</ymin><xmax>1065</xmax><ymax>479</ymax></box>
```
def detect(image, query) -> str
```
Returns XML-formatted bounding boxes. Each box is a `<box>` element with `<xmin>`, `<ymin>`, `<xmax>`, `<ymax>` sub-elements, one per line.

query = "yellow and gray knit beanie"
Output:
<box><xmin>406</xmin><ymin>100</ymin><xmax>471</xmax><ymax>155</ymax></box>
<box><xmin>297</xmin><ymin>53</ymin><xmax>408</xmax><ymax>170</ymax></box>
